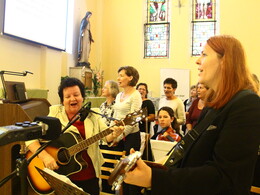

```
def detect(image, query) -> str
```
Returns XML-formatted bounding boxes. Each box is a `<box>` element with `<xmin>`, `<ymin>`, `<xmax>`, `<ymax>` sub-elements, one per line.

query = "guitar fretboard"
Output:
<box><xmin>68</xmin><ymin>128</ymin><xmax>113</xmax><ymax>156</ymax></box>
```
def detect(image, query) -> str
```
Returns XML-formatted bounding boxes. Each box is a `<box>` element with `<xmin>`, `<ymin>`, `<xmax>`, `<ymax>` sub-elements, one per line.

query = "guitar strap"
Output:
<box><xmin>164</xmin><ymin>89</ymin><xmax>252</xmax><ymax>168</ymax></box>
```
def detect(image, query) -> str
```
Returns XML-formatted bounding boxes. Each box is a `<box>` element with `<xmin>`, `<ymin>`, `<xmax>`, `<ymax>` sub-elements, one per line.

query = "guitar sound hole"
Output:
<box><xmin>57</xmin><ymin>148</ymin><xmax>70</xmax><ymax>164</ymax></box>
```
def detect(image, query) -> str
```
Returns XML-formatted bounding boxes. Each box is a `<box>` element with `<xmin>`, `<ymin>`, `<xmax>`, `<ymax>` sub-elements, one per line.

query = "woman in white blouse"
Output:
<box><xmin>113</xmin><ymin>66</ymin><xmax>142</xmax><ymax>195</ymax></box>
<box><xmin>112</xmin><ymin>66</ymin><xmax>142</xmax><ymax>155</ymax></box>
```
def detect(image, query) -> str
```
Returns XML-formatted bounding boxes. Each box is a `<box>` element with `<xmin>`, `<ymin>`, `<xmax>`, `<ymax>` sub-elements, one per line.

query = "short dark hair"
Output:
<box><xmin>58</xmin><ymin>77</ymin><xmax>85</xmax><ymax>103</ymax></box>
<box><xmin>118</xmin><ymin>66</ymin><xmax>139</xmax><ymax>86</ymax></box>
<box><xmin>136</xmin><ymin>83</ymin><xmax>149</xmax><ymax>98</ymax></box>
<box><xmin>163</xmin><ymin>78</ymin><xmax>177</xmax><ymax>89</ymax></box>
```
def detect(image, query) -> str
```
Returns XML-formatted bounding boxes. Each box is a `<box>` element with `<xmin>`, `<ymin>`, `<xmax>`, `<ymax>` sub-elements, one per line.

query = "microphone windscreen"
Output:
<box><xmin>80</xmin><ymin>101</ymin><xmax>91</xmax><ymax>121</ymax></box>
<box><xmin>34</xmin><ymin>116</ymin><xmax>61</xmax><ymax>140</ymax></box>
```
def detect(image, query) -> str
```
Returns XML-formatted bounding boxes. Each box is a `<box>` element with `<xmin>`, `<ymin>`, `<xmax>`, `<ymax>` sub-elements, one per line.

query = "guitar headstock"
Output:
<box><xmin>121</xmin><ymin>108</ymin><xmax>147</xmax><ymax>126</ymax></box>
<box><xmin>108</xmin><ymin>151</ymin><xmax>142</xmax><ymax>190</ymax></box>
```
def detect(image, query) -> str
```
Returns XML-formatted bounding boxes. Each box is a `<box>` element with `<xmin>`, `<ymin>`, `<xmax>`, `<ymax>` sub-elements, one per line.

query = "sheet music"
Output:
<box><xmin>42</xmin><ymin>168</ymin><xmax>85</xmax><ymax>192</ymax></box>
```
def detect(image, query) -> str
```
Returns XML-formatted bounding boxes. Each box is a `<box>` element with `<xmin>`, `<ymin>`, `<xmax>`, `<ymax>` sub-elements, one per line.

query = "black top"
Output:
<box><xmin>139</xmin><ymin>99</ymin><xmax>155</xmax><ymax>133</ymax></box>
<box><xmin>151</xmin><ymin>91</ymin><xmax>260</xmax><ymax>195</ymax></box>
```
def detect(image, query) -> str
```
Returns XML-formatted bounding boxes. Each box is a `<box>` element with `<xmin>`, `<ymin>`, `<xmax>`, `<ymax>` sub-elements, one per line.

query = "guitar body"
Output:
<box><xmin>26</xmin><ymin>108</ymin><xmax>147</xmax><ymax>194</ymax></box>
<box><xmin>27</xmin><ymin>132</ymin><xmax>87</xmax><ymax>194</ymax></box>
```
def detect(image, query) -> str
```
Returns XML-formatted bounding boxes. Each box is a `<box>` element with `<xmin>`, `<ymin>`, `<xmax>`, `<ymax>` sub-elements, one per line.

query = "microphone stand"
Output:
<box><xmin>0</xmin><ymin>102</ymin><xmax>116</xmax><ymax>195</ymax></box>
<box><xmin>89</xmin><ymin>109</ymin><xmax>118</xmax><ymax>121</ymax></box>
<box><xmin>0</xmin><ymin>107</ymin><xmax>84</xmax><ymax>195</ymax></box>
<box><xmin>145</xmin><ymin>117</ymin><xmax>149</xmax><ymax>160</ymax></box>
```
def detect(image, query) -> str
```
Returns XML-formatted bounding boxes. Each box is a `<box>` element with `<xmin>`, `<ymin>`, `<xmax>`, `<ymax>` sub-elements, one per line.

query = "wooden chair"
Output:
<box><xmin>100</xmin><ymin>149</ymin><xmax>126</xmax><ymax>195</ymax></box>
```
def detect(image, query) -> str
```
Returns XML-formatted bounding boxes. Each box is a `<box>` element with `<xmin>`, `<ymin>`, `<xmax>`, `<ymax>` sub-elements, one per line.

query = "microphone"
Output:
<box><xmin>0</xmin><ymin>116</ymin><xmax>62</xmax><ymax>146</ymax></box>
<box><xmin>34</xmin><ymin>116</ymin><xmax>62</xmax><ymax>140</ymax></box>
<box><xmin>79</xmin><ymin>101</ymin><xmax>91</xmax><ymax>121</ymax></box>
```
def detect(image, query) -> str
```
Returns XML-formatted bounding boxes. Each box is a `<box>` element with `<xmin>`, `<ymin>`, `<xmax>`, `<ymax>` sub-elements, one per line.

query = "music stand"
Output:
<box><xmin>35</xmin><ymin>167</ymin><xmax>90</xmax><ymax>195</ymax></box>
<box><xmin>0</xmin><ymin>70</ymin><xmax>32</xmax><ymax>100</ymax></box>
<box><xmin>4</xmin><ymin>81</ymin><xmax>27</xmax><ymax>102</ymax></box>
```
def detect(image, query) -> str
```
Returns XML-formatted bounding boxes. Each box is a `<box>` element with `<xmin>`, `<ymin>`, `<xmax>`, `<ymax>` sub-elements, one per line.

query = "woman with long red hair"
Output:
<box><xmin>124</xmin><ymin>35</ymin><xmax>260</xmax><ymax>195</ymax></box>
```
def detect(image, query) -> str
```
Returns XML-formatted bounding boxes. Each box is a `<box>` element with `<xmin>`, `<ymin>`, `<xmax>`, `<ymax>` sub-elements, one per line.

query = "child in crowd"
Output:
<box><xmin>151</xmin><ymin>106</ymin><xmax>181</xmax><ymax>142</ymax></box>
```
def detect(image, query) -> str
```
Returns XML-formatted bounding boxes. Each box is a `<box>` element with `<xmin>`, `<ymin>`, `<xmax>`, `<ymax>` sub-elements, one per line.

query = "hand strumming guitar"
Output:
<box><xmin>27</xmin><ymin>141</ymin><xmax>59</xmax><ymax>170</ymax></box>
<box><xmin>124</xmin><ymin>148</ymin><xmax>152</xmax><ymax>188</ymax></box>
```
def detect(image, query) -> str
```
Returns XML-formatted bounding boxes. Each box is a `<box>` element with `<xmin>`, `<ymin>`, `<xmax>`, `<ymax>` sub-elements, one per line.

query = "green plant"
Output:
<box><xmin>61</xmin><ymin>75</ymin><xmax>69</xmax><ymax>81</ymax></box>
<box><xmin>92</xmin><ymin>66</ymin><xmax>103</xmax><ymax>96</ymax></box>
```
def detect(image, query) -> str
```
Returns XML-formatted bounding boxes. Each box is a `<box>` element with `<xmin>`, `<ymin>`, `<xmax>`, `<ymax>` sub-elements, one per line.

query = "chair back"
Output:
<box><xmin>100</xmin><ymin>149</ymin><xmax>126</xmax><ymax>195</ymax></box>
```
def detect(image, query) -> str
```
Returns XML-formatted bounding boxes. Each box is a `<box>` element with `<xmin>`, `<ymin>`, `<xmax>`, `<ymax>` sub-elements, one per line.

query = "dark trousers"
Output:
<box><xmin>113</xmin><ymin>131</ymin><xmax>142</xmax><ymax>195</ymax></box>
<box><xmin>113</xmin><ymin>131</ymin><xmax>141</xmax><ymax>155</ymax></box>
<box><xmin>72</xmin><ymin>177</ymin><xmax>99</xmax><ymax>195</ymax></box>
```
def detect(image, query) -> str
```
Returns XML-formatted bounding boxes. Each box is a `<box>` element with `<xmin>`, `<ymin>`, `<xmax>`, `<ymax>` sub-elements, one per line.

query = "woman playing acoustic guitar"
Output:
<box><xmin>26</xmin><ymin>77</ymin><xmax>124</xmax><ymax>195</ymax></box>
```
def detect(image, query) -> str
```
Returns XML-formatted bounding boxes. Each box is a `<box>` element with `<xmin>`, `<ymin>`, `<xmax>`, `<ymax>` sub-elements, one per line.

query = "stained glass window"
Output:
<box><xmin>192</xmin><ymin>0</ymin><xmax>216</xmax><ymax>56</ymax></box>
<box><xmin>193</xmin><ymin>0</ymin><xmax>215</xmax><ymax>21</ymax></box>
<box><xmin>148</xmin><ymin>0</ymin><xmax>169</xmax><ymax>23</ymax></box>
<box><xmin>145</xmin><ymin>0</ymin><xmax>169</xmax><ymax>58</ymax></box>
<box><xmin>192</xmin><ymin>22</ymin><xmax>215</xmax><ymax>56</ymax></box>
<box><xmin>144</xmin><ymin>23</ymin><xmax>170</xmax><ymax>58</ymax></box>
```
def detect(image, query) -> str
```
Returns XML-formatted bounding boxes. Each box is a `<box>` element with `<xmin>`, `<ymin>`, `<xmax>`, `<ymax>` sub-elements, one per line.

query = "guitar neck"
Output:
<box><xmin>66</xmin><ymin>108</ymin><xmax>147</xmax><ymax>157</ymax></box>
<box><xmin>68</xmin><ymin>128</ymin><xmax>113</xmax><ymax>156</ymax></box>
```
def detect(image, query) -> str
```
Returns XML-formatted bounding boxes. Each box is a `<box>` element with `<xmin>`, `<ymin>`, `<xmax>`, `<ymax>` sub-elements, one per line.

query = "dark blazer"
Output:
<box><xmin>151</xmin><ymin>91</ymin><xmax>260</xmax><ymax>195</ymax></box>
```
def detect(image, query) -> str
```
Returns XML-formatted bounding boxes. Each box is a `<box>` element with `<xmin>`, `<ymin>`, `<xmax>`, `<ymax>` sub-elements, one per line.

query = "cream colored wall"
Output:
<box><xmin>92</xmin><ymin>0</ymin><xmax>260</xmax><ymax>98</ymax></box>
<box><xmin>219</xmin><ymin>1</ymin><xmax>260</xmax><ymax>76</ymax></box>
<box><xmin>98</xmin><ymin>0</ymin><xmax>193</xmax><ymax>98</ymax></box>
<box><xmin>0</xmin><ymin>0</ymin><xmax>259</xmax><ymax>105</ymax></box>
<box><xmin>0</xmin><ymin>34</ymin><xmax>64</xmax><ymax>104</ymax></box>
<box><xmin>0</xmin><ymin>0</ymin><xmax>94</xmax><ymax>105</ymax></box>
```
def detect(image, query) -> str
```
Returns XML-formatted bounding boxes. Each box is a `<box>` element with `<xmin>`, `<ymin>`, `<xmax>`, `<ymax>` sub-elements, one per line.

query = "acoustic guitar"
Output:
<box><xmin>26</xmin><ymin>108</ymin><xmax>147</xmax><ymax>194</ymax></box>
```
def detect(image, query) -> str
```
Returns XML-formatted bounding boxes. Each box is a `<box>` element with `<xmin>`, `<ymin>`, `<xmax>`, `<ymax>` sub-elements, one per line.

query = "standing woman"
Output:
<box><xmin>125</xmin><ymin>35</ymin><xmax>260</xmax><ymax>195</ymax></box>
<box><xmin>136</xmin><ymin>83</ymin><xmax>155</xmax><ymax>134</ymax></box>
<box><xmin>100</xmin><ymin>80</ymin><xmax>119</xmax><ymax>126</ymax></box>
<box><xmin>186</xmin><ymin>83</ymin><xmax>208</xmax><ymax>131</ymax></box>
<box><xmin>136</xmin><ymin>83</ymin><xmax>155</xmax><ymax>161</ymax></box>
<box><xmin>182</xmin><ymin>84</ymin><xmax>197</xmax><ymax>134</ymax></box>
<box><xmin>159</xmin><ymin>78</ymin><xmax>186</xmax><ymax>135</ymax></box>
<box><xmin>113</xmin><ymin>66</ymin><xmax>142</xmax><ymax>195</ymax></box>
<box><xmin>112</xmin><ymin>66</ymin><xmax>142</xmax><ymax>155</ymax></box>
<box><xmin>183</xmin><ymin>84</ymin><xmax>198</xmax><ymax>113</ymax></box>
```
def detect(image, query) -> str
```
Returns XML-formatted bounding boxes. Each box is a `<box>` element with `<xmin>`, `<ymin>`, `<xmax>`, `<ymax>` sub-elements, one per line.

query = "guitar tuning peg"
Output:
<box><xmin>136</xmin><ymin>116</ymin><xmax>142</xmax><ymax>122</ymax></box>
